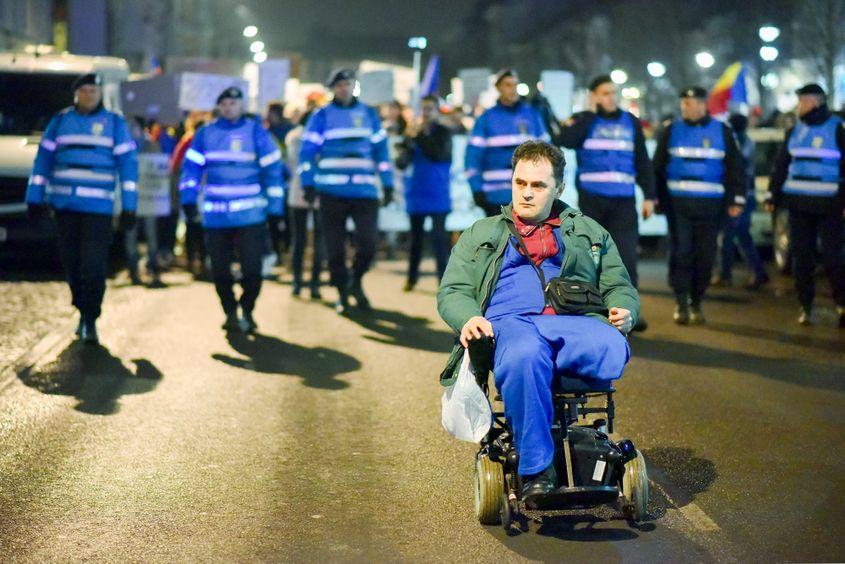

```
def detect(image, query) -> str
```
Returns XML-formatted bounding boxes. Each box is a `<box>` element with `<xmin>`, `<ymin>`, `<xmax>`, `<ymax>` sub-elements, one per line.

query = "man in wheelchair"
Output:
<box><xmin>437</xmin><ymin>140</ymin><xmax>640</xmax><ymax>506</ymax></box>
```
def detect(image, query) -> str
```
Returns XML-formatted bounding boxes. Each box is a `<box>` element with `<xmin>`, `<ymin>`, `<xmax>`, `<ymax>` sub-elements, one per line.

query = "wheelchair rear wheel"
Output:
<box><xmin>475</xmin><ymin>454</ymin><xmax>504</xmax><ymax>525</ymax></box>
<box><xmin>621</xmin><ymin>449</ymin><xmax>649</xmax><ymax>522</ymax></box>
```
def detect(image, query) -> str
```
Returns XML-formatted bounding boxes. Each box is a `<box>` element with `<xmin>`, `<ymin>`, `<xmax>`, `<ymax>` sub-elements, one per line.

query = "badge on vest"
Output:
<box><xmin>812</xmin><ymin>136</ymin><xmax>823</xmax><ymax>148</ymax></box>
<box><xmin>352</xmin><ymin>113</ymin><xmax>364</xmax><ymax>128</ymax></box>
<box><xmin>92</xmin><ymin>122</ymin><xmax>104</xmax><ymax>136</ymax></box>
<box><xmin>702</xmin><ymin>137</ymin><xmax>711</xmax><ymax>148</ymax></box>
<box><xmin>230</xmin><ymin>138</ymin><xmax>243</xmax><ymax>152</ymax></box>
<box><xmin>517</xmin><ymin>119</ymin><xmax>528</xmax><ymax>134</ymax></box>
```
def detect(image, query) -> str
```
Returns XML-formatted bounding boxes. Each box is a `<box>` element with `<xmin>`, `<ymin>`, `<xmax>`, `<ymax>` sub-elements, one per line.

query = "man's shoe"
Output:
<box><xmin>710</xmin><ymin>275</ymin><xmax>732</xmax><ymax>288</ymax></box>
<box><xmin>673</xmin><ymin>304</ymin><xmax>690</xmax><ymax>325</ymax></box>
<box><xmin>241</xmin><ymin>311</ymin><xmax>257</xmax><ymax>334</ymax></box>
<box><xmin>292</xmin><ymin>281</ymin><xmax>303</xmax><ymax>297</ymax></box>
<box><xmin>335</xmin><ymin>291</ymin><xmax>350</xmax><ymax>314</ymax></box>
<box><xmin>129</xmin><ymin>271</ymin><xmax>143</xmax><ymax>286</ymax></box>
<box><xmin>309</xmin><ymin>285</ymin><xmax>322</xmax><ymax>300</ymax></box>
<box><xmin>403</xmin><ymin>280</ymin><xmax>416</xmax><ymax>292</ymax></box>
<box><xmin>521</xmin><ymin>464</ymin><xmax>557</xmax><ymax>507</ymax></box>
<box><xmin>148</xmin><ymin>276</ymin><xmax>167</xmax><ymax>289</ymax></box>
<box><xmin>349</xmin><ymin>280</ymin><xmax>371</xmax><ymax>311</ymax></box>
<box><xmin>222</xmin><ymin>312</ymin><xmax>242</xmax><ymax>332</ymax></box>
<box><xmin>79</xmin><ymin>318</ymin><xmax>98</xmax><ymax>344</ymax></box>
<box><xmin>744</xmin><ymin>273</ymin><xmax>770</xmax><ymax>291</ymax></box>
<box><xmin>798</xmin><ymin>307</ymin><xmax>813</xmax><ymax>326</ymax></box>
<box><xmin>632</xmin><ymin>316</ymin><xmax>648</xmax><ymax>332</ymax></box>
<box><xmin>689</xmin><ymin>303</ymin><xmax>705</xmax><ymax>325</ymax></box>
<box><xmin>75</xmin><ymin>318</ymin><xmax>84</xmax><ymax>337</ymax></box>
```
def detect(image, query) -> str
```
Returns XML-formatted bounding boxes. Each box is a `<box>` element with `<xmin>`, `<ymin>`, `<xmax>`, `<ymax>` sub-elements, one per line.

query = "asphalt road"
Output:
<box><xmin>0</xmin><ymin>258</ymin><xmax>843</xmax><ymax>562</ymax></box>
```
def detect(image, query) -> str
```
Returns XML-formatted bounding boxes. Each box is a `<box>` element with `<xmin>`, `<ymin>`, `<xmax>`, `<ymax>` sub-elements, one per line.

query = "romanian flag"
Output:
<box><xmin>708</xmin><ymin>62</ymin><xmax>747</xmax><ymax>115</ymax></box>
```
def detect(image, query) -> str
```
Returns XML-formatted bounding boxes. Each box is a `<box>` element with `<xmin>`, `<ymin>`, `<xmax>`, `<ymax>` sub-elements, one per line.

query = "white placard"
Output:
<box><xmin>458</xmin><ymin>68</ymin><xmax>492</xmax><ymax>107</ymax></box>
<box><xmin>178</xmin><ymin>72</ymin><xmax>249</xmax><ymax>111</ymax></box>
<box><xmin>258</xmin><ymin>58</ymin><xmax>290</xmax><ymax>110</ymax></box>
<box><xmin>359</xmin><ymin>70</ymin><xmax>395</xmax><ymax>106</ymax></box>
<box><xmin>540</xmin><ymin>70</ymin><xmax>575</xmax><ymax>121</ymax></box>
<box><xmin>136</xmin><ymin>153</ymin><xmax>172</xmax><ymax>217</ymax></box>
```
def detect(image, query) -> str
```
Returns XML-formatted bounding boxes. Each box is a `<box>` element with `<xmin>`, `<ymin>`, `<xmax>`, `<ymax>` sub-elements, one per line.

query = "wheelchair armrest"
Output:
<box><xmin>467</xmin><ymin>335</ymin><xmax>495</xmax><ymax>385</ymax></box>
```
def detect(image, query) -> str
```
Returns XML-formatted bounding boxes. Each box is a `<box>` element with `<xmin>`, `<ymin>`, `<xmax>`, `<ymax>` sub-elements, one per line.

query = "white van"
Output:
<box><xmin>0</xmin><ymin>52</ymin><xmax>129</xmax><ymax>246</ymax></box>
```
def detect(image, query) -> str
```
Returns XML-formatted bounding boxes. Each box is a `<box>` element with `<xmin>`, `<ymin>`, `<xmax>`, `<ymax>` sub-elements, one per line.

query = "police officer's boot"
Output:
<box><xmin>348</xmin><ymin>278</ymin><xmax>371</xmax><ymax>311</ymax></box>
<box><xmin>79</xmin><ymin>317</ymin><xmax>98</xmax><ymax>344</ymax></box>
<box><xmin>222</xmin><ymin>310</ymin><xmax>242</xmax><ymax>332</ymax></box>
<box><xmin>335</xmin><ymin>287</ymin><xmax>350</xmax><ymax>314</ymax></box>
<box><xmin>798</xmin><ymin>306</ymin><xmax>813</xmax><ymax>326</ymax></box>
<box><xmin>309</xmin><ymin>281</ymin><xmax>321</xmax><ymax>301</ymax></box>
<box><xmin>673</xmin><ymin>296</ymin><xmax>690</xmax><ymax>325</ymax></box>
<box><xmin>689</xmin><ymin>301</ymin><xmax>705</xmax><ymax>325</ymax></box>
<box><xmin>129</xmin><ymin>266</ymin><xmax>143</xmax><ymax>286</ymax></box>
<box><xmin>241</xmin><ymin>310</ymin><xmax>257</xmax><ymax>334</ymax></box>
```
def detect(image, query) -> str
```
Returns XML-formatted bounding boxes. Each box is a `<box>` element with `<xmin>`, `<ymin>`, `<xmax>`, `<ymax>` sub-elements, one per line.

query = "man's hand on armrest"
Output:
<box><xmin>460</xmin><ymin>316</ymin><xmax>494</xmax><ymax>348</ymax></box>
<box><xmin>609</xmin><ymin>307</ymin><xmax>633</xmax><ymax>334</ymax></box>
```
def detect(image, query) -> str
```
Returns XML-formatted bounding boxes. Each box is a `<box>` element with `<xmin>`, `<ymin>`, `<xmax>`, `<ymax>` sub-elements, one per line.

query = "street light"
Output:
<box><xmin>760</xmin><ymin>46</ymin><xmax>779</xmax><ymax>62</ymax></box>
<box><xmin>647</xmin><ymin>61</ymin><xmax>666</xmax><ymax>78</ymax></box>
<box><xmin>758</xmin><ymin>25</ymin><xmax>780</xmax><ymax>42</ymax></box>
<box><xmin>249</xmin><ymin>41</ymin><xmax>265</xmax><ymax>53</ymax></box>
<box><xmin>253</xmin><ymin>51</ymin><xmax>267</xmax><ymax>63</ymax></box>
<box><xmin>622</xmin><ymin>86</ymin><xmax>641</xmax><ymax>99</ymax></box>
<box><xmin>610</xmin><ymin>69</ymin><xmax>627</xmax><ymax>84</ymax></box>
<box><xmin>408</xmin><ymin>36</ymin><xmax>427</xmax><ymax>114</ymax></box>
<box><xmin>516</xmin><ymin>83</ymin><xmax>529</xmax><ymax>96</ymax></box>
<box><xmin>761</xmin><ymin>72</ymin><xmax>779</xmax><ymax>89</ymax></box>
<box><xmin>695</xmin><ymin>51</ymin><xmax>715</xmax><ymax>69</ymax></box>
<box><xmin>243</xmin><ymin>25</ymin><xmax>258</xmax><ymax>38</ymax></box>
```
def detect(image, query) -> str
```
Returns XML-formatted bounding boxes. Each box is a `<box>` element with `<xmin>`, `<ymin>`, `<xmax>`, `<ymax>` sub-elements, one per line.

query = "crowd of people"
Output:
<box><xmin>23</xmin><ymin>65</ymin><xmax>845</xmax><ymax>343</ymax></box>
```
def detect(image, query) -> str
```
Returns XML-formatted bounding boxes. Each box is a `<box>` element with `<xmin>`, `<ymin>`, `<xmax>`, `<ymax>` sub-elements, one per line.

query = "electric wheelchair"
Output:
<box><xmin>467</xmin><ymin>336</ymin><xmax>648</xmax><ymax>530</ymax></box>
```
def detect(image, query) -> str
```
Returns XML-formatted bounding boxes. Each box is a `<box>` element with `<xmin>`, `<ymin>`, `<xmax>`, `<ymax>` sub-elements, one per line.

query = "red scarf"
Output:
<box><xmin>512</xmin><ymin>209</ymin><xmax>562</xmax><ymax>315</ymax></box>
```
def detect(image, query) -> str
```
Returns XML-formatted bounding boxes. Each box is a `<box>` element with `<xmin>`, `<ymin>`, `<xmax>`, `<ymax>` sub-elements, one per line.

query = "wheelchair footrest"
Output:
<box><xmin>524</xmin><ymin>485</ymin><xmax>619</xmax><ymax>511</ymax></box>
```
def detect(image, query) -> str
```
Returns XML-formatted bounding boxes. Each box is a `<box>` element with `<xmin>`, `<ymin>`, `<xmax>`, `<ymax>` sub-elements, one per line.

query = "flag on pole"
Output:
<box><xmin>708</xmin><ymin>62</ymin><xmax>747</xmax><ymax>116</ymax></box>
<box><xmin>420</xmin><ymin>54</ymin><xmax>440</xmax><ymax>97</ymax></box>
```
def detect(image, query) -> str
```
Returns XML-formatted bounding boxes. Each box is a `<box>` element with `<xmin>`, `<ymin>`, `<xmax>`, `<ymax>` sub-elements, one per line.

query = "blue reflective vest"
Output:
<box><xmin>298</xmin><ymin>99</ymin><xmax>392</xmax><ymax>200</ymax></box>
<box><xmin>485</xmin><ymin>232</ymin><xmax>563</xmax><ymax>321</ymax></box>
<box><xmin>26</xmin><ymin>106</ymin><xmax>138</xmax><ymax>215</ymax></box>
<box><xmin>465</xmin><ymin>101</ymin><xmax>550</xmax><ymax>206</ymax></box>
<box><xmin>666</xmin><ymin>118</ymin><xmax>726</xmax><ymax>199</ymax></box>
<box><xmin>179</xmin><ymin>116</ymin><xmax>285</xmax><ymax>229</ymax></box>
<box><xmin>785</xmin><ymin>115</ymin><xmax>842</xmax><ymax>197</ymax></box>
<box><xmin>405</xmin><ymin>144</ymin><xmax>452</xmax><ymax>215</ymax></box>
<box><xmin>576</xmin><ymin>112</ymin><xmax>637</xmax><ymax>197</ymax></box>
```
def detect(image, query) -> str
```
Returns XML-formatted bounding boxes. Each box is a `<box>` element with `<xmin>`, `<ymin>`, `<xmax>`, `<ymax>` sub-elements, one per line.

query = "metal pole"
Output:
<box><xmin>412</xmin><ymin>48</ymin><xmax>421</xmax><ymax>115</ymax></box>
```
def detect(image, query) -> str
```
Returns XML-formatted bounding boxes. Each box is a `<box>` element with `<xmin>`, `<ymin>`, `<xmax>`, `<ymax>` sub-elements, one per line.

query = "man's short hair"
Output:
<box><xmin>589</xmin><ymin>74</ymin><xmax>613</xmax><ymax>92</ymax></box>
<box><xmin>511</xmin><ymin>140</ymin><xmax>566</xmax><ymax>187</ymax></box>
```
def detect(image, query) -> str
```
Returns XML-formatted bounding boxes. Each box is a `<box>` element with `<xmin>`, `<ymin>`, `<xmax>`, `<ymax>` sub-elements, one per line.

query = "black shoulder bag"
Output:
<box><xmin>506</xmin><ymin>222</ymin><xmax>608</xmax><ymax>317</ymax></box>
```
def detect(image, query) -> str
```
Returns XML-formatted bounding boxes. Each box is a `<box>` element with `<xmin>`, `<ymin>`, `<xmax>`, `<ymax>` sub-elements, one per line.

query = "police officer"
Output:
<box><xmin>653</xmin><ymin>86</ymin><xmax>745</xmax><ymax>324</ymax></box>
<box><xmin>465</xmin><ymin>68</ymin><xmax>550</xmax><ymax>217</ymax></box>
<box><xmin>298</xmin><ymin>69</ymin><xmax>394</xmax><ymax>313</ymax></box>
<box><xmin>179</xmin><ymin>87</ymin><xmax>285</xmax><ymax>333</ymax></box>
<box><xmin>26</xmin><ymin>73</ymin><xmax>138</xmax><ymax>343</ymax></box>
<box><xmin>767</xmin><ymin>83</ymin><xmax>845</xmax><ymax>327</ymax></box>
<box><xmin>559</xmin><ymin>74</ymin><xmax>656</xmax><ymax>331</ymax></box>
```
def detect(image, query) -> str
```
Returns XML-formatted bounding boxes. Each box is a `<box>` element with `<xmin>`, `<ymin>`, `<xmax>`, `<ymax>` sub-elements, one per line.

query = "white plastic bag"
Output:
<box><xmin>441</xmin><ymin>350</ymin><xmax>492</xmax><ymax>442</ymax></box>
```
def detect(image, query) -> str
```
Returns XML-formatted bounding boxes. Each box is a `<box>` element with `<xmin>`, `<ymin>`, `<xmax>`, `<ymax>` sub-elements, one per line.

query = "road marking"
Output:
<box><xmin>649</xmin><ymin>477</ymin><xmax>721</xmax><ymax>532</ymax></box>
<box><xmin>0</xmin><ymin>320</ymin><xmax>76</xmax><ymax>394</ymax></box>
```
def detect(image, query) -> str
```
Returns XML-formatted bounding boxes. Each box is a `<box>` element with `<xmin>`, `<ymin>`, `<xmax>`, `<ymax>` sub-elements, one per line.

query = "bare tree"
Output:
<box><xmin>792</xmin><ymin>0</ymin><xmax>845</xmax><ymax>99</ymax></box>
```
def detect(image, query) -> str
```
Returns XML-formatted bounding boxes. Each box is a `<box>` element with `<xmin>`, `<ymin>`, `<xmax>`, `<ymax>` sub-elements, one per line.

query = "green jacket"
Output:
<box><xmin>436</xmin><ymin>202</ymin><xmax>640</xmax><ymax>386</ymax></box>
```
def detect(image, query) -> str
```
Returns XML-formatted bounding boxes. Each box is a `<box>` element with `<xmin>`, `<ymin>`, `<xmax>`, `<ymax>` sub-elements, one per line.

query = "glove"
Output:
<box><xmin>473</xmin><ymin>191</ymin><xmax>488</xmax><ymax>209</ymax></box>
<box><xmin>267</xmin><ymin>214</ymin><xmax>284</xmax><ymax>233</ymax></box>
<box><xmin>302</xmin><ymin>186</ymin><xmax>317</xmax><ymax>205</ymax></box>
<box><xmin>26</xmin><ymin>203</ymin><xmax>49</xmax><ymax>222</ymax></box>
<box><xmin>183</xmin><ymin>203</ymin><xmax>200</xmax><ymax>223</ymax></box>
<box><xmin>382</xmin><ymin>187</ymin><xmax>394</xmax><ymax>207</ymax></box>
<box><xmin>119</xmin><ymin>211</ymin><xmax>137</xmax><ymax>232</ymax></box>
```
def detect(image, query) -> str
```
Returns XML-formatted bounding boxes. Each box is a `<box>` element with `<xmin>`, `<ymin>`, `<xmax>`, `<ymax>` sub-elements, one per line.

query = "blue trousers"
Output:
<box><xmin>492</xmin><ymin>315</ymin><xmax>630</xmax><ymax>476</ymax></box>
<box><xmin>720</xmin><ymin>198</ymin><xmax>766</xmax><ymax>281</ymax></box>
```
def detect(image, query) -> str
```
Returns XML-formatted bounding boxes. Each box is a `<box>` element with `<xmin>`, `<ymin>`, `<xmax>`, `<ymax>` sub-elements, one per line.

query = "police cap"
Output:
<box><xmin>679</xmin><ymin>86</ymin><xmax>707</xmax><ymax>100</ymax></box>
<box><xmin>494</xmin><ymin>68</ymin><xmax>519</xmax><ymax>86</ymax></box>
<box><xmin>216</xmin><ymin>86</ymin><xmax>244</xmax><ymax>104</ymax></box>
<box><xmin>326</xmin><ymin>68</ymin><xmax>355</xmax><ymax>87</ymax></box>
<box><xmin>795</xmin><ymin>83</ymin><xmax>825</xmax><ymax>97</ymax></box>
<box><xmin>72</xmin><ymin>73</ymin><xmax>101</xmax><ymax>92</ymax></box>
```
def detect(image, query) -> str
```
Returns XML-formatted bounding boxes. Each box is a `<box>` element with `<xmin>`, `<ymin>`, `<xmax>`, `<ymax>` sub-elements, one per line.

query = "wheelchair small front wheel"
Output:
<box><xmin>475</xmin><ymin>453</ymin><xmax>504</xmax><ymax>525</ymax></box>
<box><xmin>621</xmin><ymin>449</ymin><xmax>649</xmax><ymax>522</ymax></box>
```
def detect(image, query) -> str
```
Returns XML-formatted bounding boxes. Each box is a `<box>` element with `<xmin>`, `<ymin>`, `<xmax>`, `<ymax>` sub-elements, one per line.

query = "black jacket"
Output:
<box><xmin>768</xmin><ymin>105</ymin><xmax>845</xmax><ymax>215</ymax></box>
<box><xmin>653</xmin><ymin>115</ymin><xmax>746</xmax><ymax>214</ymax></box>
<box><xmin>558</xmin><ymin>108</ymin><xmax>656</xmax><ymax>199</ymax></box>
